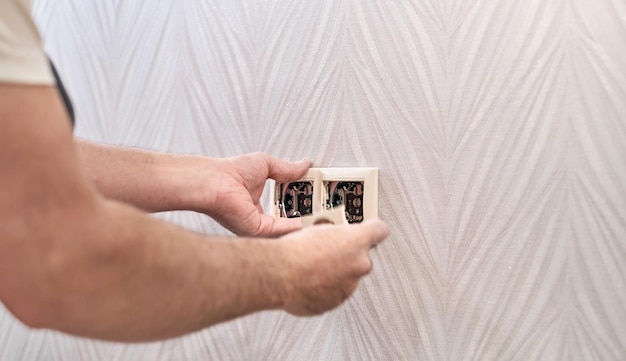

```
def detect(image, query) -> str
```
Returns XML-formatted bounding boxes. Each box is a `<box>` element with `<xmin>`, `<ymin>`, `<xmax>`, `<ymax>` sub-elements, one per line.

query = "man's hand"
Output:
<box><xmin>191</xmin><ymin>152</ymin><xmax>310</xmax><ymax>237</ymax></box>
<box><xmin>276</xmin><ymin>219</ymin><xmax>390</xmax><ymax>316</ymax></box>
<box><xmin>77</xmin><ymin>141</ymin><xmax>309</xmax><ymax>237</ymax></box>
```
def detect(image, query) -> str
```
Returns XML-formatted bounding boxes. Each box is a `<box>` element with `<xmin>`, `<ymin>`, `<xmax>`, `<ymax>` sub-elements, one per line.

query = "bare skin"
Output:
<box><xmin>0</xmin><ymin>84</ymin><xmax>389</xmax><ymax>342</ymax></box>
<box><xmin>76</xmin><ymin>140</ymin><xmax>309</xmax><ymax>236</ymax></box>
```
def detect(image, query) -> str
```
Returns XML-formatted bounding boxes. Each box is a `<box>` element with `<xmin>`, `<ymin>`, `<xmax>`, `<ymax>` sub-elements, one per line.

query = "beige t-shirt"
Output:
<box><xmin>0</xmin><ymin>0</ymin><xmax>53</xmax><ymax>84</ymax></box>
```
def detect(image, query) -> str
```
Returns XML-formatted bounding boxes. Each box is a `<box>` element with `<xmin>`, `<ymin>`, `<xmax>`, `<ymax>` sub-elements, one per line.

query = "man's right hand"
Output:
<box><xmin>276</xmin><ymin>219</ymin><xmax>390</xmax><ymax>316</ymax></box>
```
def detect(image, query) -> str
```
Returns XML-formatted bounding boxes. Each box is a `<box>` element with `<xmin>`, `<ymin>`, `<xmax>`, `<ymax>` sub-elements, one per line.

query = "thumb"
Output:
<box><xmin>267</xmin><ymin>156</ymin><xmax>311</xmax><ymax>183</ymax></box>
<box><xmin>353</xmin><ymin>219</ymin><xmax>390</xmax><ymax>247</ymax></box>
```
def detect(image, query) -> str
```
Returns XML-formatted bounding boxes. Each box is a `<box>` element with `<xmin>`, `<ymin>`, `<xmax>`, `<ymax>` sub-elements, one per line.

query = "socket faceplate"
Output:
<box><xmin>273</xmin><ymin>168</ymin><xmax>378</xmax><ymax>224</ymax></box>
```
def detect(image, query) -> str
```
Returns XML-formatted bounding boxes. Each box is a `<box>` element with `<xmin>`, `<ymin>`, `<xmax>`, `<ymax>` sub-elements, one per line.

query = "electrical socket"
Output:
<box><xmin>272</xmin><ymin>167</ymin><xmax>378</xmax><ymax>224</ymax></box>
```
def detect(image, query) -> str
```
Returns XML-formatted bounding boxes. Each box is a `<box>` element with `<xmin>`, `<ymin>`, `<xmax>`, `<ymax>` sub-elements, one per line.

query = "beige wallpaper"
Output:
<box><xmin>1</xmin><ymin>0</ymin><xmax>625</xmax><ymax>360</ymax></box>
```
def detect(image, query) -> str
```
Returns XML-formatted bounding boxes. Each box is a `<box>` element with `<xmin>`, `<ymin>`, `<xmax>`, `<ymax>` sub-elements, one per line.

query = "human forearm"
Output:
<box><xmin>76</xmin><ymin>139</ymin><xmax>208</xmax><ymax>213</ymax></box>
<box><xmin>76</xmin><ymin>139</ymin><xmax>310</xmax><ymax>237</ymax></box>
<box><xmin>3</xmin><ymin>194</ymin><xmax>286</xmax><ymax>342</ymax></box>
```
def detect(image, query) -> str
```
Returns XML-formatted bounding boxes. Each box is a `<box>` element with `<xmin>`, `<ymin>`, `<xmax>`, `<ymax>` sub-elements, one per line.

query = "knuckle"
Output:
<box><xmin>252</xmin><ymin>222</ymin><xmax>271</xmax><ymax>237</ymax></box>
<box><xmin>342</xmin><ymin>280</ymin><xmax>359</xmax><ymax>298</ymax></box>
<box><xmin>255</xmin><ymin>152</ymin><xmax>271</xmax><ymax>161</ymax></box>
<box><xmin>356</xmin><ymin>256</ymin><xmax>373</xmax><ymax>275</ymax></box>
<box><xmin>245</xmin><ymin>151</ymin><xmax>267</xmax><ymax>163</ymax></box>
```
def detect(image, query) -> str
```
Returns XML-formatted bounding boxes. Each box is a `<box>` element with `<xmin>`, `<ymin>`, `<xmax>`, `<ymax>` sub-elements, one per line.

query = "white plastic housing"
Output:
<box><xmin>271</xmin><ymin>167</ymin><xmax>378</xmax><ymax>223</ymax></box>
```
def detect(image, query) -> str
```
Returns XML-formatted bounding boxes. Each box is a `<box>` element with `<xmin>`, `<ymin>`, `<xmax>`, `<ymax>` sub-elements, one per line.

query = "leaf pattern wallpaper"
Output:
<box><xmin>1</xmin><ymin>0</ymin><xmax>625</xmax><ymax>360</ymax></box>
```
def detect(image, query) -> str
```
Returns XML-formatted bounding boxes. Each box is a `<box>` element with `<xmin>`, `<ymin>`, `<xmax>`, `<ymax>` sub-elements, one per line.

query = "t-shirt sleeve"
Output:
<box><xmin>0</xmin><ymin>0</ymin><xmax>54</xmax><ymax>84</ymax></box>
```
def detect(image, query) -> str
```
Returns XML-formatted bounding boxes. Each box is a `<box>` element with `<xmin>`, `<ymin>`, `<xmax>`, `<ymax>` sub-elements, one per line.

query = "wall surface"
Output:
<box><xmin>1</xmin><ymin>0</ymin><xmax>625</xmax><ymax>360</ymax></box>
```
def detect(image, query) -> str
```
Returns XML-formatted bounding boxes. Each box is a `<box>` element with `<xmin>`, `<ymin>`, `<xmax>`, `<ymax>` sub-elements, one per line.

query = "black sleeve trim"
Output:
<box><xmin>49</xmin><ymin>59</ymin><xmax>75</xmax><ymax>128</ymax></box>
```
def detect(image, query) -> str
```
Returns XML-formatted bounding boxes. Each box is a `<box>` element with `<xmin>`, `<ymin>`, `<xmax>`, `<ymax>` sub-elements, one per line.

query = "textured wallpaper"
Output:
<box><xmin>1</xmin><ymin>0</ymin><xmax>624</xmax><ymax>360</ymax></box>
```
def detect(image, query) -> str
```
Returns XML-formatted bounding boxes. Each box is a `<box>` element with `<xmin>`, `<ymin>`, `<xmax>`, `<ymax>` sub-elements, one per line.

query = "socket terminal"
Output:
<box><xmin>325</xmin><ymin>181</ymin><xmax>364</xmax><ymax>223</ymax></box>
<box><xmin>276</xmin><ymin>181</ymin><xmax>314</xmax><ymax>218</ymax></box>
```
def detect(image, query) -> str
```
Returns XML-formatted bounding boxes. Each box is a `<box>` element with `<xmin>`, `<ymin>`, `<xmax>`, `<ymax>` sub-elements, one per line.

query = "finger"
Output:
<box><xmin>257</xmin><ymin>215</ymin><xmax>302</xmax><ymax>237</ymax></box>
<box><xmin>265</xmin><ymin>156</ymin><xmax>311</xmax><ymax>183</ymax></box>
<box><xmin>255</xmin><ymin>203</ymin><xmax>265</xmax><ymax>215</ymax></box>
<box><xmin>351</xmin><ymin>255</ymin><xmax>373</xmax><ymax>277</ymax></box>
<box><xmin>353</xmin><ymin>219</ymin><xmax>390</xmax><ymax>247</ymax></box>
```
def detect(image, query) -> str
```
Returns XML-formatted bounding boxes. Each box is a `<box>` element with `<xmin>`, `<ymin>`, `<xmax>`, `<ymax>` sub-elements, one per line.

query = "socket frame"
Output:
<box><xmin>271</xmin><ymin>167</ymin><xmax>378</xmax><ymax>223</ymax></box>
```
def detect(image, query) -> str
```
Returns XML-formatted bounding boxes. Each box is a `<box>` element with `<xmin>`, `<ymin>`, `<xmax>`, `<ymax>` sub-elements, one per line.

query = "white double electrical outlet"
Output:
<box><xmin>272</xmin><ymin>168</ymin><xmax>378</xmax><ymax>225</ymax></box>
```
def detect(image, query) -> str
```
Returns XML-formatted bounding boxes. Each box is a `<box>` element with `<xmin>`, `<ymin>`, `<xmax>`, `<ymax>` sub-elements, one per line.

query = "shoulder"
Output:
<box><xmin>0</xmin><ymin>0</ymin><xmax>54</xmax><ymax>85</ymax></box>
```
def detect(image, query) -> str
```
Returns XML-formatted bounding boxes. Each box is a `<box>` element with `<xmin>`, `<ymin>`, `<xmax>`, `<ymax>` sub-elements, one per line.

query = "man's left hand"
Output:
<box><xmin>193</xmin><ymin>153</ymin><xmax>310</xmax><ymax>237</ymax></box>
